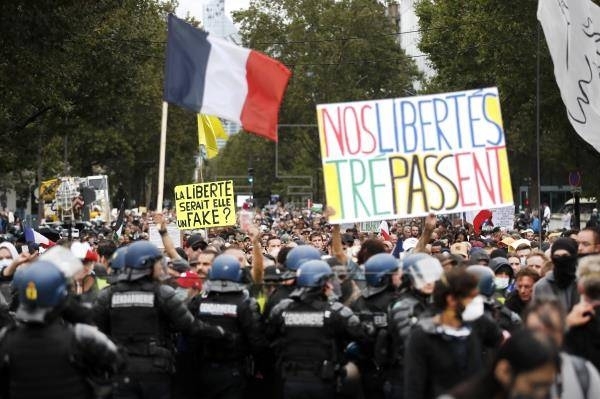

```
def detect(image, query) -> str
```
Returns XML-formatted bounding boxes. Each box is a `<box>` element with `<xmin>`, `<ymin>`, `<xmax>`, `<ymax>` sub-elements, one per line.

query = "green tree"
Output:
<box><xmin>0</xmin><ymin>1</ymin><xmax>203</xmax><ymax>210</ymax></box>
<box><xmin>217</xmin><ymin>0</ymin><xmax>420</xmax><ymax>204</ymax></box>
<box><xmin>416</xmin><ymin>0</ymin><xmax>600</xmax><ymax>209</ymax></box>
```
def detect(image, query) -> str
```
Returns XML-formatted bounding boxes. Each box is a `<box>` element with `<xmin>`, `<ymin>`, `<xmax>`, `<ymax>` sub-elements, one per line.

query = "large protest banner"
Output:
<box><xmin>317</xmin><ymin>87</ymin><xmax>513</xmax><ymax>224</ymax></box>
<box><xmin>538</xmin><ymin>0</ymin><xmax>600</xmax><ymax>153</ymax></box>
<box><xmin>174</xmin><ymin>180</ymin><xmax>236</xmax><ymax>229</ymax></box>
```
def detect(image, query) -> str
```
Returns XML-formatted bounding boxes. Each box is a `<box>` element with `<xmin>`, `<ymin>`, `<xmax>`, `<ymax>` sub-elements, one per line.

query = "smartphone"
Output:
<box><xmin>21</xmin><ymin>245</ymin><xmax>29</xmax><ymax>255</ymax></box>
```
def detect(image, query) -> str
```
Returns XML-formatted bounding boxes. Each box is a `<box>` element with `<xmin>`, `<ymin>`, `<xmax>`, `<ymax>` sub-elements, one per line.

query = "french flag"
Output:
<box><xmin>379</xmin><ymin>220</ymin><xmax>391</xmax><ymax>241</ymax></box>
<box><xmin>24</xmin><ymin>227</ymin><xmax>55</xmax><ymax>248</ymax></box>
<box><xmin>164</xmin><ymin>14</ymin><xmax>292</xmax><ymax>142</ymax></box>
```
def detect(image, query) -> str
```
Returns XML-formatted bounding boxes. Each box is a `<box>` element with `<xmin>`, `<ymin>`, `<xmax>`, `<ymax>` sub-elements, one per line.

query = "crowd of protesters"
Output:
<box><xmin>0</xmin><ymin>201</ymin><xmax>600</xmax><ymax>398</ymax></box>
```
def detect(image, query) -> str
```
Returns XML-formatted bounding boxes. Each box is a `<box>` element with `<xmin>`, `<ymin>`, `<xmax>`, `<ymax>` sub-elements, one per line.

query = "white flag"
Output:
<box><xmin>538</xmin><ymin>0</ymin><xmax>600</xmax><ymax>152</ymax></box>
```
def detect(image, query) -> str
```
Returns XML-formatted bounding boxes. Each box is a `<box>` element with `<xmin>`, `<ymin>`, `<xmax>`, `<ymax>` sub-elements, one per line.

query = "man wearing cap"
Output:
<box><xmin>533</xmin><ymin>237</ymin><xmax>580</xmax><ymax>312</ymax></box>
<box><xmin>521</xmin><ymin>228</ymin><xmax>535</xmax><ymax>242</ymax></box>
<box><xmin>184</xmin><ymin>233</ymin><xmax>208</xmax><ymax>264</ymax></box>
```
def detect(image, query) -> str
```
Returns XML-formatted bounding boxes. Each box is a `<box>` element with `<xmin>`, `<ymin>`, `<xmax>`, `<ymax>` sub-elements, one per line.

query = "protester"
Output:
<box><xmin>523</xmin><ymin>297</ymin><xmax>600</xmax><ymax>398</ymax></box>
<box><xmin>505</xmin><ymin>267</ymin><xmax>540</xmax><ymax>317</ymax></box>
<box><xmin>442</xmin><ymin>329</ymin><xmax>559</xmax><ymax>399</ymax></box>
<box><xmin>404</xmin><ymin>268</ymin><xmax>490</xmax><ymax>399</ymax></box>
<box><xmin>533</xmin><ymin>237</ymin><xmax>580</xmax><ymax>312</ymax></box>
<box><xmin>564</xmin><ymin>254</ymin><xmax>600</xmax><ymax>370</ymax></box>
<box><xmin>577</xmin><ymin>227</ymin><xmax>600</xmax><ymax>256</ymax></box>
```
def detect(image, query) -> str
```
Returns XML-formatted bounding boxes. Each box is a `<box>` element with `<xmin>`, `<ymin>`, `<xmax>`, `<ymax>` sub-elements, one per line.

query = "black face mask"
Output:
<box><xmin>551</xmin><ymin>255</ymin><xmax>577</xmax><ymax>288</ymax></box>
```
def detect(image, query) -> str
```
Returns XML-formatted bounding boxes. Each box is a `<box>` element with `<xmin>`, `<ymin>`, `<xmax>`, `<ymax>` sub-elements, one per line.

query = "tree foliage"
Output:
<box><xmin>213</xmin><ymin>0</ymin><xmax>420</xmax><ymax>204</ymax></box>
<box><xmin>416</xmin><ymin>0</ymin><xmax>600</xmax><ymax>207</ymax></box>
<box><xmin>0</xmin><ymin>0</ymin><xmax>201</xmax><ymax>210</ymax></box>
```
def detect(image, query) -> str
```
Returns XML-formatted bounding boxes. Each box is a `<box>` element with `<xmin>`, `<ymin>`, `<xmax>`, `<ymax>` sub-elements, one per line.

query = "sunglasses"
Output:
<box><xmin>191</xmin><ymin>242</ymin><xmax>207</xmax><ymax>251</ymax></box>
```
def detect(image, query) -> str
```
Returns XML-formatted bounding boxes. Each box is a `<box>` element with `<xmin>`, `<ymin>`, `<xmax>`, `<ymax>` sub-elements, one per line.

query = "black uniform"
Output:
<box><xmin>263</xmin><ymin>283</ymin><xmax>295</xmax><ymax>319</ymax></box>
<box><xmin>387</xmin><ymin>290</ymin><xmax>434</xmax><ymax>399</ymax></box>
<box><xmin>351</xmin><ymin>287</ymin><xmax>398</xmax><ymax>399</ymax></box>
<box><xmin>267</xmin><ymin>289</ymin><xmax>365</xmax><ymax>399</ymax></box>
<box><xmin>483</xmin><ymin>297</ymin><xmax>521</xmax><ymax>333</ymax></box>
<box><xmin>93</xmin><ymin>279</ymin><xmax>221</xmax><ymax>399</ymax></box>
<box><xmin>0</xmin><ymin>319</ymin><xmax>122</xmax><ymax>399</ymax></box>
<box><xmin>187</xmin><ymin>288</ymin><xmax>268</xmax><ymax>399</ymax></box>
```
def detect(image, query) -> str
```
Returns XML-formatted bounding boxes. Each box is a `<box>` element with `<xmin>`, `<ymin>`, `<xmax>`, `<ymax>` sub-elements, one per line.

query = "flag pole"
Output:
<box><xmin>157</xmin><ymin>101</ymin><xmax>168</xmax><ymax>211</ymax></box>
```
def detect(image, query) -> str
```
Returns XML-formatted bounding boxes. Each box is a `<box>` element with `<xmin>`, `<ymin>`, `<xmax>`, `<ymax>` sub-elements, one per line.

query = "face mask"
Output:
<box><xmin>0</xmin><ymin>259</ymin><xmax>11</xmax><ymax>268</ymax></box>
<box><xmin>269</xmin><ymin>248</ymin><xmax>280</xmax><ymax>258</ymax></box>
<box><xmin>461</xmin><ymin>295</ymin><xmax>485</xmax><ymax>322</ymax></box>
<box><xmin>552</xmin><ymin>255</ymin><xmax>577</xmax><ymax>288</ymax></box>
<box><xmin>520</xmin><ymin>256</ymin><xmax>527</xmax><ymax>266</ymax></box>
<box><xmin>495</xmin><ymin>277</ymin><xmax>510</xmax><ymax>290</ymax></box>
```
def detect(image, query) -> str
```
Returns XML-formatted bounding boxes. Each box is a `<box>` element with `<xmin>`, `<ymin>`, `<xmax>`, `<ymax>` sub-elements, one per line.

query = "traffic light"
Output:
<box><xmin>247</xmin><ymin>167</ymin><xmax>254</xmax><ymax>184</ymax></box>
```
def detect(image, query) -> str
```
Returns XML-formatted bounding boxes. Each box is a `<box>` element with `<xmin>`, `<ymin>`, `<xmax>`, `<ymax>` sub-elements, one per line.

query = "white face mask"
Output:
<box><xmin>494</xmin><ymin>277</ymin><xmax>510</xmax><ymax>290</ymax></box>
<box><xmin>461</xmin><ymin>295</ymin><xmax>485</xmax><ymax>322</ymax></box>
<box><xmin>269</xmin><ymin>248</ymin><xmax>280</xmax><ymax>258</ymax></box>
<box><xmin>0</xmin><ymin>259</ymin><xmax>11</xmax><ymax>268</ymax></box>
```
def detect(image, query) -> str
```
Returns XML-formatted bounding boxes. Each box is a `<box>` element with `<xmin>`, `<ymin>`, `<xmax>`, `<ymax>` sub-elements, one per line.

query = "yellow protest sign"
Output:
<box><xmin>174</xmin><ymin>180</ymin><xmax>235</xmax><ymax>229</ymax></box>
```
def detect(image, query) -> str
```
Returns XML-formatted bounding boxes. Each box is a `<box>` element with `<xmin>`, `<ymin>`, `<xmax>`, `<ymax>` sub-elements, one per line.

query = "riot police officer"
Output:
<box><xmin>187</xmin><ymin>254</ymin><xmax>268</xmax><ymax>399</ymax></box>
<box><xmin>388</xmin><ymin>253</ymin><xmax>443</xmax><ymax>398</ymax></box>
<box><xmin>0</xmin><ymin>260</ymin><xmax>123</xmax><ymax>399</ymax></box>
<box><xmin>267</xmin><ymin>259</ymin><xmax>365</xmax><ymax>399</ymax></box>
<box><xmin>92</xmin><ymin>241</ymin><xmax>224</xmax><ymax>399</ymax></box>
<box><xmin>107</xmin><ymin>245</ymin><xmax>128</xmax><ymax>284</ymax></box>
<box><xmin>262</xmin><ymin>245</ymin><xmax>322</xmax><ymax>317</ymax></box>
<box><xmin>351</xmin><ymin>253</ymin><xmax>402</xmax><ymax>399</ymax></box>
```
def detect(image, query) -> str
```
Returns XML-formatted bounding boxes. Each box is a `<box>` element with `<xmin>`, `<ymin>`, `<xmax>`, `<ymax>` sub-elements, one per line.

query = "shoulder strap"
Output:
<box><xmin>571</xmin><ymin>355</ymin><xmax>590</xmax><ymax>399</ymax></box>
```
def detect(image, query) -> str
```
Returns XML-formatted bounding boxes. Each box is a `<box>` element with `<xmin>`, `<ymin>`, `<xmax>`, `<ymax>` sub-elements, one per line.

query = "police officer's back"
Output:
<box><xmin>188</xmin><ymin>254</ymin><xmax>268</xmax><ymax>399</ymax></box>
<box><xmin>0</xmin><ymin>260</ymin><xmax>123</xmax><ymax>399</ymax></box>
<box><xmin>388</xmin><ymin>253</ymin><xmax>443</xmax><ymax>398</ymax></box>
<box><xmin>267</xmin><ymin>260</ymin><xmax>364</xmax><ymax>399</ymax></box>
<box><xmin>350</xmin><ymin>253</ymin><xmax>402</xmax><ymax>399</ymax></box>
<box><xmin>92</xmin><ymin>241</ymin><xmax>223</xmax><ymax>399</ymax></box>
<box><xmin>263</xmin><ymin>245</ymin><xmax>322</xmax><ymax>318</ymax></box>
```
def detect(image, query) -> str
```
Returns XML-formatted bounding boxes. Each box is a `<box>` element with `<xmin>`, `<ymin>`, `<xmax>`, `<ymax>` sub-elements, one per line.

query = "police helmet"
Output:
<box><xmin>285</xmin><ymin>245</ymin><xmax>322</xmax><ymax>271</ymax></box>
<box><xmin>120</xmin><ymin>241</ymin><xmax>162</xmax><ymax>281</ymax></box>
<box><xmin>209</xmin><ymin>254</ymin><xmax>242</xmax><ymax>282</ymax></box>
<box><xmin>466</xmin><ymin>265</ymin><xmax>496</xmax><ymax>297</ymax></box>
<box><xmin>365</xmin><ymin>253</ymin><xmax>399</xmax><ymax>287</ymax></box>
<box><xmin>109</xmin><ymin>246</ymin><xmax>128</xmax><ymax>271</ymax></box>
<box><xmin>14</xmin><ymin>260</ymin><xmax>68</xmax><ymax>323</ymax></box>
<box><xmin>402</xmin><ymin>253</ymin><xmax>443</xmax><ymax>290</ymax></box>
<box><xmin>296</xmin><ymin>260</ymin><xmax>333</xmax><ymax>288</ymax></box>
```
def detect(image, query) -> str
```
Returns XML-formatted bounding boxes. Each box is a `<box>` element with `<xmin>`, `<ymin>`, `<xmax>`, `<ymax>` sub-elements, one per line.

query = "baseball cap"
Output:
<box><xmin>187</xmin><ymin>234</ymin><xmax>207</xmax><ymax>251</ymax></box>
